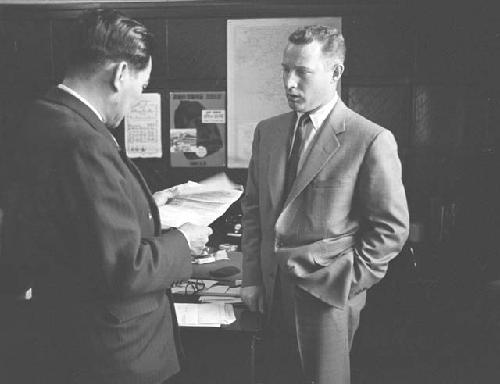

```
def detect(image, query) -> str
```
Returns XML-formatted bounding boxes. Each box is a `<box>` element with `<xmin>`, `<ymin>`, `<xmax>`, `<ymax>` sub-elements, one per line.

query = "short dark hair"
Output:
<box><xmin>67</xmin><ymin>8</ymin><xmax>153</xmax><ymax>74</ymax></box>
<box><xmin>288</xmin><ymin>25</ymin><xmax>345</xmax><ymax>65</ymax></box>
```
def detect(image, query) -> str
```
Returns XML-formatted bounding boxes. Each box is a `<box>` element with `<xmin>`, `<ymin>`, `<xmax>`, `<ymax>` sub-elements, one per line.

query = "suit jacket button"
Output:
<box><xmin>148</xmin><ymin>213</ymin><xmax>153</xmax><ymax>219</ymax></box>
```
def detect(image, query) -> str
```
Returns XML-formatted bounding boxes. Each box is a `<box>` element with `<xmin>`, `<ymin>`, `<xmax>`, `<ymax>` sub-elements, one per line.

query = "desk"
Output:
<box><xmin>173</xmin><ymin>252</ymin><xmax>263</xmax><ymax>384</ymax></box>
<box><xmin>191</xmin><ymin>251</ymin><xmax>243</xmax><ymax>281</ymax></box>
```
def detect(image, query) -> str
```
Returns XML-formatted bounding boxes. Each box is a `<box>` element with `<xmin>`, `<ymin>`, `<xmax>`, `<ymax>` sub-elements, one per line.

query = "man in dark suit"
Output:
<box><xmin>0</xmin><ymin>9</ymin><xmax>211</xmax><ymax>384</ymax></box>
<box><xmin>241</xmin><ymin>25</ymin><xmax>409</xmax><ymax>384</ymax></box>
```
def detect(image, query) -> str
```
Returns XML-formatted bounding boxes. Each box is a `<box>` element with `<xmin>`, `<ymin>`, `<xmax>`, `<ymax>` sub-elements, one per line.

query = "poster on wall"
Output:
<box><xmin>169</xmin><ymin>91</ymin><xmax>226</xmax><ymax>167</ymax></box>
<box><xmin>125</xmin><ymin>93</ymin><xmax>162</xmax><ymax>158</ymax></box>
<box><xmin>227</xmin><ymin>17</ymin><xmax>341</xmax><ymax>168</ymax></box>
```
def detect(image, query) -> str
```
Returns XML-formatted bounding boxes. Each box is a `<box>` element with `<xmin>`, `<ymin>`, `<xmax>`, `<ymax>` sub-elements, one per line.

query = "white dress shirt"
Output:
<box><xmin>295</xmin><ymin>92</ymin><xmax>339</xmax><ymax>172</ymax></box>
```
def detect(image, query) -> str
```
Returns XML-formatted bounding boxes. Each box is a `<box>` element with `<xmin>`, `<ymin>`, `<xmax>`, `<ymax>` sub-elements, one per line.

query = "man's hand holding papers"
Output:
<box><xmin>177</xmin><ymin>223</ymin><xmax>213</xmax><ymax>255</ymax></box>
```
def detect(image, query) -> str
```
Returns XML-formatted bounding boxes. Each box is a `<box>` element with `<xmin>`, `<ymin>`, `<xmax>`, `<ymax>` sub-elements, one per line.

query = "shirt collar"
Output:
<box><xmin>57</xmin><ymin>83</ymin><xmax>122</xmax><ymax>150</ymax></box>
<box><xmin>297</xmin><ymin>92</ymin><xmax>339</xmax><ymax>131</ymax></box>
<box><xmin>57</xmin><ymin>83</ymin><xmax>104</xmax><ymax>123</ymax></box>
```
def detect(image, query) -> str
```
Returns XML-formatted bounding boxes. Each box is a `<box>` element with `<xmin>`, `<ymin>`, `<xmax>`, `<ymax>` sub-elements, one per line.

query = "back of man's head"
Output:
<box><xmin>66</xmin><ymin>8</ymin><xmax>153</xmax><ymax>76</ymax></box>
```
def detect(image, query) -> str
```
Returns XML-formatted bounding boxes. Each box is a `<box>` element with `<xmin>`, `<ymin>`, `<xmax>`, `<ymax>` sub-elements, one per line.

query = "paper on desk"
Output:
<box><xmin>205</xmin><ymin>285</ymin><xmax>230</xmax><ymax>294</ymax></box>
<box><xmin>174</xmin><ymin>303</ymin><xmax>236</xmax><ymax>327</ymax></box>
<box><xmin>199</xmin><ymin>296</ymin><xmax>243</xmax><ymax>304</ymax></box>
<box><xmin>192</xmin><ymin>250</ymin><xmax>229</xmax><ymax>265</ymax></box>
<box><xmin>200</xmin><ymin>285</ymin><xmax>241</xmax><ymax>297</ymax></box>
<box><xmin>157</xmin><ymin>173</ymin><xmax>243</xmax><ymax>229</ymax></box>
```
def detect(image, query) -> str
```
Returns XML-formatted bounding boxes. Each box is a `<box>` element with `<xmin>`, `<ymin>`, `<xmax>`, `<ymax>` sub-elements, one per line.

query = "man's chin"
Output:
<box><xmin>105</xmin><ymin>119</ymin><xmax>122</xmax><ymax>130</ymax></box>
<box><xmin>288</xmin><ymin>100</ymin><xmax>304</xmax><ymax>112</ymax></box>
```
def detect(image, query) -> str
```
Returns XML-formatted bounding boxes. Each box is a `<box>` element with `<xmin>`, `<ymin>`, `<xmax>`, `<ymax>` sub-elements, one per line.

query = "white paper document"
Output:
<box><xmin>199</xmin><ymin>296</ymin><xmax>242</xmax><ymax>304</ymax></box>
<box><xmin>125</xmin><ymin>93</ymin><xmax>162</xmax><ymax>158</ymax></box>
<box><xmin>157</xmin><ymin>173</ymin><xmax>243</xmax><ymax>228</ymax></box>
<box><xmin>174</xmin><ymin>303</ymin><xmax>236</xmax><ymax>327</ymax></box>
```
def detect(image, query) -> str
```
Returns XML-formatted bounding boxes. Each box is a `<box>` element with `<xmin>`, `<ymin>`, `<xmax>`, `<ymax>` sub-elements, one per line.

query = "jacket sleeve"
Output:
<box><xmin>351</xmin><ymin>129</ymin><xmax>409</xmax><ymax>296</ymax></box>
<box><xmin>241</xmin><ymin>122</ymin><xmax>264</xmax><ymax>287</ymax></box>
<box><xmin>59</xmin><ymin>136</ymin><xmax>191</xmax><ymax>298</ymax></box>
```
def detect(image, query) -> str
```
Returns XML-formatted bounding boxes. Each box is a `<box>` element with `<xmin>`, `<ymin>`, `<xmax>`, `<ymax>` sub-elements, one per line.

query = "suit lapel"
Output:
<box><xmin>117</xmin><ymin>150</ymin><xmax>161</xmax><ymax>235</ymax></box>
<box><xmin>44</xmin><ymin>87</ymin><xmax>161</xmax><ymax>235</ymax></box>
<box><xmin>268</xmin><ymin>112</ymin><xmax>296</xmax><ymax>209</ymax></box>
<box><xmin>282</xmin><ymin>100</ymin><xmax>348</xmax><ymax>209</ymax></box>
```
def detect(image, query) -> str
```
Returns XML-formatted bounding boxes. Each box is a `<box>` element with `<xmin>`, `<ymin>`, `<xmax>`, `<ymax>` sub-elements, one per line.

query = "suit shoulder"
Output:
<box><xmin>344</xmin><ymin>107</ymin><xmax>393</xmax><ymax>142</ymax></box>
<box><xmin>257</xmin><ymin>112</ymin><xmax>293</xmax><ymax>129</ymax></box>
<box><xmin>31</xmin><ymin>98</ymin><xmax>103</xmax><ymax>143</ymax></box>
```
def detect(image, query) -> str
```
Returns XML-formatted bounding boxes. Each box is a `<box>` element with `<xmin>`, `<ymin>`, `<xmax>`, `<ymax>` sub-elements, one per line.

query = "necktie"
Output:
<box><xmin>284</xmin><ymin>113</ymin><xmax>309</xmax><ymax>198</ymax></box>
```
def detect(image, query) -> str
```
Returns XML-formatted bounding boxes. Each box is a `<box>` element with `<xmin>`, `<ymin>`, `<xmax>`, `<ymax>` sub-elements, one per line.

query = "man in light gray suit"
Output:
<box><xmin>241</xmin><ymin>25</ymin><xmax>409</xmax><ymax>384</ymax></box>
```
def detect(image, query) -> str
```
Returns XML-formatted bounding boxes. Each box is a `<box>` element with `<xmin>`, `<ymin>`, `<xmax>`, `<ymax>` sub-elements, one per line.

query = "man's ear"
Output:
<box><xmin>332</xmin><ymin>64</ymin><xmax>345</xmax><ymax>81</ymax></box>
<box><xmin>111</xmin><ymin>61</ymin><xmax>128</xmax><ymax>92</ymax></box>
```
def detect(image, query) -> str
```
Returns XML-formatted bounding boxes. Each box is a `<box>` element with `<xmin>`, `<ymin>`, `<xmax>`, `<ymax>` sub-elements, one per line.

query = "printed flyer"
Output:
<box><xmin>169</xmin><ymin>91</ymin><xmax>226</xmax><ymax>167</ymax></box>
<box><xmin>125</xmin><ymin>93</ymin><xmax>162</xmax><ymax>158</ymax></box>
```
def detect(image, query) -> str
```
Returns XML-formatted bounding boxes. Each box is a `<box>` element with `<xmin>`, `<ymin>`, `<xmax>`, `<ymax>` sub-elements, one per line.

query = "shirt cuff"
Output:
<box><xmin>176</xmin><ymin>227</ymin><xmax>191</xmax><ymax>249</ymax></box>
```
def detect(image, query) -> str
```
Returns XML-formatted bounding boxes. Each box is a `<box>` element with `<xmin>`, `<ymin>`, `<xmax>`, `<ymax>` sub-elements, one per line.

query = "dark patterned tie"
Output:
<box><xmin>284</xmin><ymin>113</ymin><xmax>309</xmax><ymax>198</ymax></box>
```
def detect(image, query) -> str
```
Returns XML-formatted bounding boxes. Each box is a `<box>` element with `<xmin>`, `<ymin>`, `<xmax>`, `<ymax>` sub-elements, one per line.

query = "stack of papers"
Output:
<box><xmin>199</xmin><ymin>296</ymin><xmax>242</xmax><ymax>304</ymax></box>
<box><xmin>174</xmin><ymin>303</ymin><xmax>236</xmax><ymax>327</ymax></box>
<box><xmin>157</xmin><ymin>173</ymin><xmax>243</xmax><ymax>228</ymax></box>
<box><xmin>198</xmin><ymin>285</ymin><xmax>242</xmax><ymax>304</ymax></box>
<box><xmin>192</xmin><ymin>250</ymin><xmax>229</xmax><ymax>264</ymax></box>
<box><xmin>202</xmin><ymin>285</ymin><xmax>241</xmax><ymax>297</ymax></box>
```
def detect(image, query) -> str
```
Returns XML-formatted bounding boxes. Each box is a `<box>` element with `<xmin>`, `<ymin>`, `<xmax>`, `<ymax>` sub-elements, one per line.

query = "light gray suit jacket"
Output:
<box><xmin>241</xmin><ymin>100</ymin><xmax>409</xmax><ymax>310</ymax></box>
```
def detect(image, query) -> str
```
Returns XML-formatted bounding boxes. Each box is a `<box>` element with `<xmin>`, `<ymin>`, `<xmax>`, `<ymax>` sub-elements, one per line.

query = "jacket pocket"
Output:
<box><xmin>313</xmin><ymin>246</ymin><xmax>354</xmax><ymax>267</ymax></box>
<box><xmin>105</xmin><ymin>294</ymin><xmax>161</xmax><ymax>324</ymax></box>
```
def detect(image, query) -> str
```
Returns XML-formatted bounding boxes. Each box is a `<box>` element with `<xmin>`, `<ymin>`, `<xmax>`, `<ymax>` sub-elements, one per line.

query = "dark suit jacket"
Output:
<box><xmin>242</xmin><ymin>100</ymin><xmax>409</xmax><ymax>310</ymax></box>
<box><xmin>1</xmin><ymin>87</ymin><xmax>191</xmax><ymax>384</ymax></box>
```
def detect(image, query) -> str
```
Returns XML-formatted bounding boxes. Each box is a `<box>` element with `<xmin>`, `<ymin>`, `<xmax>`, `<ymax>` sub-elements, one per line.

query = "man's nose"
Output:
<box><xmin>284</xmin><ymin>71</ymin><xmax>298</xmax><ymax>89</ymax></box>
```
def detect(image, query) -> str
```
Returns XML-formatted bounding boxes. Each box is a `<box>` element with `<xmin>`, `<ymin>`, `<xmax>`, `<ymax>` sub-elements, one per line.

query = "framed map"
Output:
<box><xmin>227</xmin><ymin>17</ymin><xmax>341</xmax><ymax>168</ymax></box>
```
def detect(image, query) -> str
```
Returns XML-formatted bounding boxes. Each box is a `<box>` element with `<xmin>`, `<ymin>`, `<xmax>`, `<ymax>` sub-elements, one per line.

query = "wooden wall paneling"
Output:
<box><xmin>167</xmin><ymin>18</ymin><xmax>226</xmax><ymax>80</ymax></box>
<box><xmin>346</xmin><ymin>85</ymin><xmax>411</xmax><ymax>149</ymax></box>
<box><xmin>414</xmin><ymin>9</ymin><xmax>475</xmax><ymax>83</ymax></box>
<box><xmin>2</xmin><ymin>18</ymin><xmax>52</xmax><ymax>83</ymax></box>
<box><xmin>413</xmin><ymin>85</ymin><xmax>467</xmax><ymax>152</ymax></box>
<box><xmin>51</xmin><ymin>18</ymin><xmax>74</xmax><ymax>82</ymax></box>
<box><xmin>136</xmin><ymin>17</ymin><xmax>168</xmax><ymax>79</ymax></box>
<box><xmin>342</xmin><ymin>11</ymin><xmax>412</xmax><ymax>80</ymax></box>
<box><xmin>487</xmin><ymin>96</ymin><xmax>500</xmax><ymax>149</ymax></box>
<box><xmin>474</xmin><ymin>10</ymin><xmax>500</xmax><ymax>93</ymax></box>
<box><xmin>459</xmin><ymin>87</ymin><xmax>491</xmax><ymax>154</ymax></box>
<box><xmin>0</xmin><ymin>19</ymin><xmax>9</xmax><ymax>138</ymax></box>
<box><xmin>408</xmin><ymin>85</ymin><xmax>470</xmax><ymax>228</ymax></box>
<box><xmin>0</xmin><ymin>18</ymin><xmax>52</xmax><ymax>129</ymax></box>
